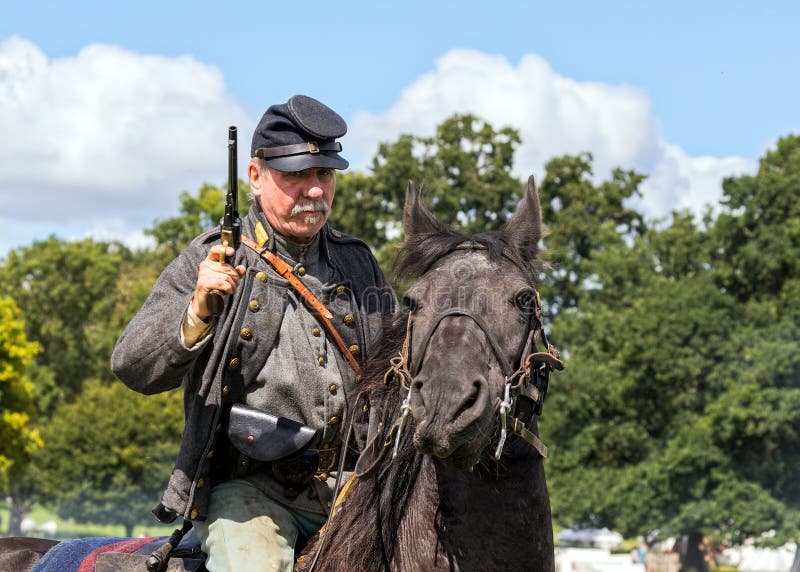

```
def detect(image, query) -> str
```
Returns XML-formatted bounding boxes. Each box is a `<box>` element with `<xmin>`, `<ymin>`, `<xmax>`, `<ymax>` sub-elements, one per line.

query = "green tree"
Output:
<box><xmin>0</xmin><ymin>297</ymin><xmax>42</xmax><ymax>534</ymax></box>
<box><xmin>329</xmin><ymin>114</ymin><xmax>524</xmax><ymax>271</ymax></box>
<box><xmin>32</xmin><ymin>382</ymin><xmax>183</xmax><ymax>537</ymax></box>
<box><xmin>0</xmin><ymin>238</ymin><xmax>133</xmax><ymax>409</ymax></box>
<box><xmin>542</xmin><ymin>140</ymin><xmax>800</xmax><ymax>570</ymax></box>
<box><xmin>147</xmin><ymin>180</ymin><xmax>251</xmax><ymax>257</ymax></box>
<box><xmin>712</xmin><ymin>134</ymin><xmax>800</xmax><ymax>301</ymax></box>
<box><xmin>537</xmin><ymin>153</ymin><xmax>647</xmax><ymax>313</ymax></box>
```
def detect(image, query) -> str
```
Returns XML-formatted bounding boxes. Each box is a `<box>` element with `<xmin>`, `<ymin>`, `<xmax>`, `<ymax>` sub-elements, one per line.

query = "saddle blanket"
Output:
<box><xmin>30</xmin><ymin>533</ymin><xmax>206</xmax><ymax>572</ymax></box>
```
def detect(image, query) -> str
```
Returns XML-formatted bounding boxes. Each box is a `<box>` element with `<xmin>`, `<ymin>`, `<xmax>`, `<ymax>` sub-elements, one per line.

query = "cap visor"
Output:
<box><xmin>264</xmin><ymin>152</ymin><xmax>348</xmax><ymax>172</ymax></box>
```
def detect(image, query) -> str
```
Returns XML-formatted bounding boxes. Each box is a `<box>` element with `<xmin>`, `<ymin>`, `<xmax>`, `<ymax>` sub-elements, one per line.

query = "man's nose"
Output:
<box><xmin>305</xmin><ymin>183</ymin><xmax>324</xmax><ymax>198</ymax></box>
<box><xmin>303</xmin><ymin>174</ymin><xmax>325</xmax><ymax>198</ymax></box>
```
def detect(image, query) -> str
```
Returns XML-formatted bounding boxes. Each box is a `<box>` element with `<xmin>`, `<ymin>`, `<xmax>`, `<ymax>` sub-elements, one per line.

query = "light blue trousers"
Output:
<box><xmin>193</xmin><ymin>479</ymin><xmax>327</xmax><ymax>572</ymax></box>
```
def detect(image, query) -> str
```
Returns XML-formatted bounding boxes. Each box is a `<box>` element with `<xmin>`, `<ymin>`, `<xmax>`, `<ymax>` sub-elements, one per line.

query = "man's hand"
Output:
<box><xmin>191</xmin><ymin>246</ymin><xmax>247</xmax><ymax>320</ymax></box>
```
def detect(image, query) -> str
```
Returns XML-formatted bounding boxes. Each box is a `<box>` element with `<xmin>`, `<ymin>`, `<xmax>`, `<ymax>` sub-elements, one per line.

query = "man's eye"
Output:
<box><xmin>318</xmin><ymin>169</ymin><xmax>334</xmax><ymax>178</ymax></box>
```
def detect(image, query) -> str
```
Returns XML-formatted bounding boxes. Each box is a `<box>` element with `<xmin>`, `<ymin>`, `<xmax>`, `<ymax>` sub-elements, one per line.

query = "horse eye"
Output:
<box><xmin>512</xmin><ymin>289</ymin><xmax>536</xmax><ymax>315</ymax></box>
<box><xmin>403</xmin><ymin>295</ymin><xmax>420</xmax><ymax>311</ymax></box>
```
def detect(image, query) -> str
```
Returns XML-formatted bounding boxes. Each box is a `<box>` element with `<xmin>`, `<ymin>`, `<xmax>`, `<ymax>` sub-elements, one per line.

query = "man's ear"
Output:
<box><xmin>248</xmin><ymin>161</ymin><xmax>263</xmax><ymax>195</ymax></box>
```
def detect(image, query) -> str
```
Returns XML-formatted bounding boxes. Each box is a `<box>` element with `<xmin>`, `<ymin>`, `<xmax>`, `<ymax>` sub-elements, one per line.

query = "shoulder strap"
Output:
<box><xmin>241</xmin><ymin>235</ymin><xmax>362</xmax><ymax>376</ymax></box>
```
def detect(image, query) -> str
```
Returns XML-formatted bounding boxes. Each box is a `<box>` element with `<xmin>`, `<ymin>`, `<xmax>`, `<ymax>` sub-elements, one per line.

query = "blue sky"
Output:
<box><xmin>1</xmin><ymin>1</ymin><xmax>798</xmax><ymax>254</ymax></box>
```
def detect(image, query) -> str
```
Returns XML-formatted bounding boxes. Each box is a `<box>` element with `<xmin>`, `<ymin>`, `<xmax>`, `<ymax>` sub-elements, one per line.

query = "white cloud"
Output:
<box><xmin>0</xmin><ymin>35</ymin><xmax>252</xmax><ymax>252</ymax></box>
<box><xmin>0</xmin><ymin>41</ymin><xmax>759</xmax><ymax>255</ymax></box>
<box><xmin>346</xmin><ymin>49</ymin><xmax>756</xmax><ymax>220</ymax></box>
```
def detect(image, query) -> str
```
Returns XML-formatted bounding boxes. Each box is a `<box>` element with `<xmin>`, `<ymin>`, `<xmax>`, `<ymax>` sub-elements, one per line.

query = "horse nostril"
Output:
<box><xmin>453</xmin><ymin>380</ymin><xmax>483</xmax><ymax>421</ymax></box>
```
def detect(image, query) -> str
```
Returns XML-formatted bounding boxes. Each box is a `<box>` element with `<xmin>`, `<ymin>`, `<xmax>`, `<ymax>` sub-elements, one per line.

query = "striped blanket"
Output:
<box><xmin>31</xmin><ymin>536</ymin><xmax>165</xmax><ymax>572</ymax></box>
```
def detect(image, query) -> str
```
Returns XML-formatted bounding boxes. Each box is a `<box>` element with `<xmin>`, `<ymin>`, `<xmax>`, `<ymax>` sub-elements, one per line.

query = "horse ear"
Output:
<box><xmin>403</xmin><ymin>180</ymin><xmax>447</xmax><ymax>241</ymax></box>
<box><xmin>502</xmin><ymin>175</ymin><xmax>543</xmax><ymax>260</ymax></box>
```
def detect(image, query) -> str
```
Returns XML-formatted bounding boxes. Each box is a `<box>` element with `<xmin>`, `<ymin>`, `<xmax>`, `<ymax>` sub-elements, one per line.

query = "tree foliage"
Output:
<box><xmin>32</xmin><ymin>382</ymin><xmax>183</xmax><ymax>537</ymax></box>
<box><xmin>543</xmin><ymin>135</ymin><xmax>800</xmax><ymax>551</ymax></box>
<box><xmin>537</xmin><ymin>153</ymin><xmax>647</xmax><ymax>312</ymax></box>
<box><xmin>0</xmin><ymin>297</ymin><xmax>42</xmax><ymax>495</ymax></box>
<box><xmin>1</xmin><ymin>114</ymin><xmax>797</xmax><ymax>549</ymax></box>
<box><xmin>329</xmin><ymin>114</ymin><xmax>523</xmax><ymax>270</ymax></box>
<box><xmin>146</xmin><ymin>181</ymin><xmax>252</xmax><ymax>258</ymax></box>
<box><xmin>0</xmin><ymin>238</ymin><xmax>133</xmax><ymax>410</ymax></box>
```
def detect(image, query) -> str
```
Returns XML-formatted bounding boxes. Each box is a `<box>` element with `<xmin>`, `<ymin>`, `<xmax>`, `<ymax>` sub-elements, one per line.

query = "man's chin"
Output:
<box><xmin>285</xmin><ymin>215</ymin><xmax>327</xmax><ymax>242</ymax></box>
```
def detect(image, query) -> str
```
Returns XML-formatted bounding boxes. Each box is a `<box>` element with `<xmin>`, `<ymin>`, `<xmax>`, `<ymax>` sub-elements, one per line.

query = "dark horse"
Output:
<box><xmin>299</xmin><ymin>177</ymin><xmax>562</xmax><ymax>572</ymax></box>
<box><xmin>0</xmin><ymin>177</ymin><xmax>561</xmax><ymax>572</ymax></box>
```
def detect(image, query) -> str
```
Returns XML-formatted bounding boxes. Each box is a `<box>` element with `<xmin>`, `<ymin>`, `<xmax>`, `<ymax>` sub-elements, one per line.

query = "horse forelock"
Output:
<box><xmin>392</xmin><ymin>228</ymin><xmax>538</xmax><ymax>286</ymax></box>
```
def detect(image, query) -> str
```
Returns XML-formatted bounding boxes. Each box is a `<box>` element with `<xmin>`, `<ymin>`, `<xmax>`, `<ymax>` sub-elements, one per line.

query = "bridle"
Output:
<box><xmin>385</xmin><ymin>242</ymin><xmax>564</xmax><ymax>462</ymax></box>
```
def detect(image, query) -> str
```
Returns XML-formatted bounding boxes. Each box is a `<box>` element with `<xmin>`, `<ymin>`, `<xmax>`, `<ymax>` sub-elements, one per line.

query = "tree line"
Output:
<box><xmin>1</xmin><ymin>115</ymin><xmax>798</xmax><ymax>565</ymax></box>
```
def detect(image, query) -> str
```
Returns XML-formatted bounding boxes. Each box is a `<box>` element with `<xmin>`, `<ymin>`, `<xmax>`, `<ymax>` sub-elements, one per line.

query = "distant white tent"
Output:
<box><xmin>734</xmin><ymin>542</ymin><xmax>797</xmax><ymax>572</ymax></box>
<box><xmin>557</xmin><ymin>528</ymin><xmax>624</xmax><ymax>549</ymax></box>
<box><xmin>556</xmin><ymin>547</ymin><xmax>644</xmax><ymax>572</ymax></box>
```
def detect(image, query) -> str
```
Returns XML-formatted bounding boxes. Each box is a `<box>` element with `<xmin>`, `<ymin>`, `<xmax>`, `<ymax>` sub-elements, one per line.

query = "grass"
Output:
<box><xmin>0</xmin><ymin>501</ymin><xmax>175</xmax><ymax>539</ymax></box>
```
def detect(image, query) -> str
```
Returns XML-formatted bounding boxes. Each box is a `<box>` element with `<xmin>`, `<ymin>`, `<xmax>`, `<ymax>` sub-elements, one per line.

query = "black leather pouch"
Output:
<box><xmin>226</xmin><ymin>403</ymin><xmax>316</xmax><ymax>462</ymax></box>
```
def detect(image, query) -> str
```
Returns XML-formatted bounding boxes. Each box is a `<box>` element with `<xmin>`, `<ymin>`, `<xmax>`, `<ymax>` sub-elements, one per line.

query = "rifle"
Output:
<box><xmin>206</xmin><ymin>126</ymin><xmax>242</xmax><ymax>317</ymax></box>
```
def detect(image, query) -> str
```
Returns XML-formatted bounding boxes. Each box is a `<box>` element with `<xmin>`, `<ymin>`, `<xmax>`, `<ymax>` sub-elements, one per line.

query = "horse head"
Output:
<box><xmin>395</xmin><ymin>176</ymin><xmax>553</xmax><ymax>470</ymax></box>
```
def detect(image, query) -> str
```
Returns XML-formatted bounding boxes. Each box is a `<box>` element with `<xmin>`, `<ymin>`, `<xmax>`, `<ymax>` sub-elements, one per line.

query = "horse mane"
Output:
<box><xmin>303</xmin><ymin>310</ymin><xmax>420</xmax><ymax>572</ymax></box>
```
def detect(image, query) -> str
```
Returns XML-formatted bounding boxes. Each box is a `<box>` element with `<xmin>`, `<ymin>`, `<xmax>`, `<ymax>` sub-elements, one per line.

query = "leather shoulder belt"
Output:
<box><xmin>241</xmin><ymin>235</ymin><xmax>361</xmax><ymax>376</ymax></box>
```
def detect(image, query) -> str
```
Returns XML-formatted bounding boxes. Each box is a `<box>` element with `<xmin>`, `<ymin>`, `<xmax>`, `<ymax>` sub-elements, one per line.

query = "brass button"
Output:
<box><xmin>248</xmin><ymin>299</ymin><xmax>261</xmax><ymax>312</ymax></box>
<box><xmin>240</xmin><ymin>327</ymin><xmax>252</xmax><ymax>340</ymax></box>
<box><xmin>197</xmin><ymin>478</ymin><xmax>205</xmax><ymax>489</ymax></box>
<box><xmin>348</xmin><ymin>344</ymin><xmax>360</xmax><ymax>356</ymax></box>
<box><xmin>329</xmin><ymin>416</ymin><xmax>339</xmax><ymax>425</ymax></box>
<box><xmin>312</xmin><ymin>327</ymin><xmax>321</xmax><ymax>337</ymax></box>
<box><xmin>206</xmin><ymin>450</ymin><xmax>215</xmax><ymax>459</ymax></box>
<box><xmin>326</xmin><ymin>501</ymin><xmax>333</xmax><ymax>508</ymax></box>
<box><xmin>343</xmin><ymin>313</ymin><xmax>354</xmax><ymax>325</ymax></box>
<box><xmin>256</xmin><ymin>271</ymin><xmax>267</xmax><ymax>282</ymax></box>
<box><xmin>318</xmin><ymin>472</ymin><xmax>329</xmax><ymax>481</ymax></box>
<box><xmin>190</xmin><ymin>508</ymin><xmax>199</xmax><ymax>520</ymax></box>
<box><xmin>332</xmin><ymin>230</ymin><xmax>342</xmax><ymax>238</ymax></box>
<box><xmin>297</xmin><ymin>266</ymin><xmax>306</xmax><ymax>276</ymax></box>
<box><xmin>317</xmin><ymin>356</ymin><xmax>325</xmax><ymax>365</ymax></box>
<box><xmin>222</xmin><ymin>385</ymin><xmax>229</xmax><ymax>397</ymax></box>
<box><xmin>328</xmin><ymin>384</ymin><xmax>338</xmax><ymax>395</ymax></box>
<box><xmin>336</xmin><ymin>285</ymin><xmax>346</xmax><ymax>296</ymax></box>
<box><xmin>228</xmin><ymin>357</ymin><xmax>240</xmax><ymax>370</ymax></box>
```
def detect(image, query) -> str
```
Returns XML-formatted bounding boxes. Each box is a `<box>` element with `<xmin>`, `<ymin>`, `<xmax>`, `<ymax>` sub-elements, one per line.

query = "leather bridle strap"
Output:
<box><xmin>409</xmin><ymin>307</ymin><xmax>516</xmax><ymax>378</ymax></box>
<box><xmin>510</xmin><ymin>417</ymin><xmax>549</xmax><ymax>458</ymax></box>
<box><xmin>240</xmin><ymin>235</ymin><xmax>361</xmax><ymax>376</ymax></box>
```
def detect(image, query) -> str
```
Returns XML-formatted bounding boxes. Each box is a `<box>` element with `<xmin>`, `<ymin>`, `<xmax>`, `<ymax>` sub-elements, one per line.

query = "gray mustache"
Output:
<box><xmin>290</xmin><ymin>200</ymin><xmax>330</xmax><ymax>217</ymax></box>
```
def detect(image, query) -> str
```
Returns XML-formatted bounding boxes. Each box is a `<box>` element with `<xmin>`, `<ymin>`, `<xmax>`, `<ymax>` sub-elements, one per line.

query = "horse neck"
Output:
<box><xmin>395</xmin><ymin>440</ymin><xmax>555</xmax><ymax>571</ymax></box>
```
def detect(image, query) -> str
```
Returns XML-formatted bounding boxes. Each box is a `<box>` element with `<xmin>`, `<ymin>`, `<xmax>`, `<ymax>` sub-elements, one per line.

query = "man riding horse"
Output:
<box><xmin>111</xmin><ymin>95</ymin><xmax>395</xmax><ymax>572</ymax></box>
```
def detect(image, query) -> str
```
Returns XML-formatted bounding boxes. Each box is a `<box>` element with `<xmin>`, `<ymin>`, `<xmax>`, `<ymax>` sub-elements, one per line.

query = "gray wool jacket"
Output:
<box><xmin>110</xmin><ymin>204</ymin><xmax>395</xmax><ymax>523</ymax></box>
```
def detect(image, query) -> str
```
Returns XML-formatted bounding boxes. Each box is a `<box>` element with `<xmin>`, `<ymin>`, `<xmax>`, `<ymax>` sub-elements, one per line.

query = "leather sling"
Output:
<box><xmin>240</xmin><ymin>235</ymin><xmax>362</xmax><ymax>376</ymax></box>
